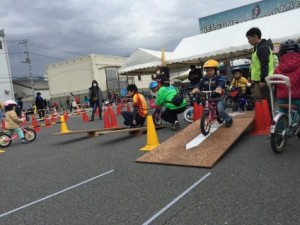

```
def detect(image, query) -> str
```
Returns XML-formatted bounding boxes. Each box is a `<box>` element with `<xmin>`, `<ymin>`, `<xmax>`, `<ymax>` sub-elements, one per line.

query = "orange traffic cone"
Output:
<box><xmin>81</xmin><ymin>110</ymin><xmax>89</xmax><ymax>122</ymax></box>
<box><xmin>63</xmin><ymin>110</ymin><xmax>69</xmax><ymax>122</ymax></box>
<box><xmin>32</xmin><ymin>115</ymin><xmax>40</xmax><ymax>132</ymax></box>
<box><xmin>45</xmin><ymin>116</ymin><xmax>51</xmax><ymax>128</ymax></box>
<box><xmin>140</xmin><ymin>115</ymin><xmax>160</xmax><ymax>151</ymax></box>
<box><xmin>251</xmin><ymin>100</ymin><xmax>269</xmax><ymax>135</ymax></box>
<box><xmin>109</xmin><ymin>108</ymin><xmax>119</xmax><ymax>128</ymax></box>
<box><xmin>116</xmin><ymin>104</ymin><xmax>121</xmax><ymax>115</ymax></box>
<box><xmin>261</xmin><ymin>99</ymin><xmax>271</xmax><ymax>129</ymax></box>
<box><xmin>193</xmin><ymin>102</ymin><xmax>199</xmax><ymax>122</ymax></box>
<box><xmin>103</xmin><ymin>109</ymin><xmax>111</xmax><ymax>128</ymax></box>
<box><xmin>198</xmin><ymin>104</ymin><xmax>203</xmax><ymax>119</ymax></box>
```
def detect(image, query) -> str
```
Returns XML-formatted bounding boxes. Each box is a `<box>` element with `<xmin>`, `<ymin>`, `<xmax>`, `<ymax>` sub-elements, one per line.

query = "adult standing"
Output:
<box><xmin>246</xmin><ymin>27</ymin><xmax>273</xmax><ymax>101</ymax></box>
<box><xmin>188</xmin><ymin>65</ymin><xmax>202</xmax><ymax>86</ymax></box>
<box><xmin>35</xmin><ymin>92</ymin><xmax>45</xmax><ymax>119</ymax></box>
<box><xmin>88</xmin><ymin>80</ymin><xmax>103</xmax><ymax>121</ymax></box>
<box><xmin>68</xmin><ymin>93</ymin><xmax>75</xmax><ymax>113</ymax></box>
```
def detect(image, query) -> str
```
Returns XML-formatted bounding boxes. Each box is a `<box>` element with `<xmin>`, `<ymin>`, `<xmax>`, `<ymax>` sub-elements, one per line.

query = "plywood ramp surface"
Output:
<box><xmin>136</xmin><ymin>111</ymin><xmax>254</xmax><ymax>168</ymax></box>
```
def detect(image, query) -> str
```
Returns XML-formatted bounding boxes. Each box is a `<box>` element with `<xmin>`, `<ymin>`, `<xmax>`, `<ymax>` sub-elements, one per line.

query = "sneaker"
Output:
<box><xmin>171</xmin><ymin>121</ymin><xmax>180</xmax><ymax>131</ymax></box>
<box><xmin>225</xmin><ymin>118</ymin><xmax>233</xmax><ymax>128</ymax></box>
<box><xmin>21</xmin><ymin>138</ymin><xmax>29</xmax><ymax>144</ymax></box>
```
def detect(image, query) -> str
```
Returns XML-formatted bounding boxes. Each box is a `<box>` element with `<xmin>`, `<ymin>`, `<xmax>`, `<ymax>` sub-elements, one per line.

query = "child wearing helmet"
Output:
<box><xmin>190</xmin><ymin>59</ymin><xmax>233</xmax><ymax>128</ymax></box>
<box><xmin>274</xmin><ymin>39</ymin><xmax>300</xmax><ymax>117</ymax></box>
<box><xmin>149</xmin><ymin>80</ymin><xmax>187</xmax><ymax>131</ymax></box>
<box><xmin>230</xmin><ymin>67</ymin><xmax>251</xmax><ymax>95</ymax></box>
<box><xmin>4</xmin><ymin>100</ymin><xmax>29</xmax><ymax>144</ymax></box>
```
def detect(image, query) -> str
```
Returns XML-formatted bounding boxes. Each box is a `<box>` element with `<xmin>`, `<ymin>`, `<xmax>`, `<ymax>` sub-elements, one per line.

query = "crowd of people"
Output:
<box><xmin>1</xmin><ymin>27</ymin><xmax>299</xmax><ymax>142</ymax></box>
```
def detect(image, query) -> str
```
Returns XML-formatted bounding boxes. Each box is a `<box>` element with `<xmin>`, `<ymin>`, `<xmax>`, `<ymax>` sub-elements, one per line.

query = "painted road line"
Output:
<box><xmin>0</xmin><ymin>169</ymin><xmax>115</xmax><ymax>218</ymax></box>
<box><xmin>143</xmin><ymin>172</ymin><xmax>211</xmax><ymax>225</ymax></box>
<box><xmin>0</xmin><ymin>149</ymin><xmax>5</xmax><ymax>154</ymax></box>
<box><xmin>186</xmin><ymin>123</ymin><xmax>223</xmax><ymax>150</ymax></box>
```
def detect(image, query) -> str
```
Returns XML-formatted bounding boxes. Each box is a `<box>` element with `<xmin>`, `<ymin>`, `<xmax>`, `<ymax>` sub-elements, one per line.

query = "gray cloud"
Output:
<box><xmin>1</xmin><ymin>0</ymin><xmax>259</xmax><ymax>77</ymax></box>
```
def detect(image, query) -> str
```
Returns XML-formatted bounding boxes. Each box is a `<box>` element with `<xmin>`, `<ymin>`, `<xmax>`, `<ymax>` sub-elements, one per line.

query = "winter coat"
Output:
<box><xmin>5</xmin><ymin>110</ymin><xmax>23</xmax><ymax>129</ymax></box>
<box><xmin>88</xmin><ymin>86</ymin><xmax>103</xmax><ymax>105</ymax></box>
<box><xmin>155</xmin><ymin>85</ymin><xmax>187</xmax><ymax>110</ymax></box>
<box><xmin>274</xmin><ymin>52</ymin><xmax>300</xmax><ymax>99</ymax></box>
<box><xmin>198</xmin><ymin>74</ymin><xmax>225</xmax><ymax>98</ymax></box>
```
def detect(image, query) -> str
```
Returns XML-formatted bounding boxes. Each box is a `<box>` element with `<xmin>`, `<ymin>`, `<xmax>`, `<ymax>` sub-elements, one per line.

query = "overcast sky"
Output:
<box><xmin>1</xmin><ymin>0</ymin><xmax>259</xmax><ymax>77</ymax></box>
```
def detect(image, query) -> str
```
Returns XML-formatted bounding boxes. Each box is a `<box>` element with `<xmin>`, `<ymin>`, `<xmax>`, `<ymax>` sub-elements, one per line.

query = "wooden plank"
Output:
<box><xmin>136</xmin><ymin>111</ymin><xmax>254</xmax><ymax>168</ymax></box>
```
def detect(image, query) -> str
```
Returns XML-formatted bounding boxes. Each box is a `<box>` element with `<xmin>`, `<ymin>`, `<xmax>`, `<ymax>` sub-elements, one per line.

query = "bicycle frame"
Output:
<box><xmin>202</xmin><ymin>91</ymin><xmax>218</xmax><ymax>122</ymax></box>
<box><xmin>265</xmin><ymin>74</ymin><xmax>300</xmax><ymax>153</ymax></box>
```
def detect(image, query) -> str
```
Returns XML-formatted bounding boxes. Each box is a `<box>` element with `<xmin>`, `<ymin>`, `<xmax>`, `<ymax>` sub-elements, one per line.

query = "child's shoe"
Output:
<box><xmin>21</xmin><ymin>138</ymin><xmax>29</xmax><ymax>144</ymax></box>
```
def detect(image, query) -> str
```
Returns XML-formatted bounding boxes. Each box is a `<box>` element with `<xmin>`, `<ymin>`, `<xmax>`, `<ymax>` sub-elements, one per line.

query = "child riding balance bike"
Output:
<box><xmin>190</xmin><ymin>59</ymin><xmax>233</xmax><ymax>135</ymax></box>
<box><xmin>0</xmin><ymin>100</ymin><xmax>36</xmax><ymax>147</ymax></box>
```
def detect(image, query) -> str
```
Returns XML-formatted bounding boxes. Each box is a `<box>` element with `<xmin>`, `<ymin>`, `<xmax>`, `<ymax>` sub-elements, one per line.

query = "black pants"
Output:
<box><xmin>122</xmin><ymin>111</ymin><xmax>145</xmax><ymax>127</ymax></box>
<box><xmin>162</xmin><ymin>106</ymin><xmax>186</xmax><ymax>124</ymax></box>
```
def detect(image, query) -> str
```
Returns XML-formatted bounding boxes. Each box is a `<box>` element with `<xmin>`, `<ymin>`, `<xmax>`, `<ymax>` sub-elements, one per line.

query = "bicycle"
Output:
<box><xmin>228</xmin><ymin>87</ymin><xmax>248</xmax><ymax>111</ymax></box>
<box><xmin>200</xmin><ymin>91</ymin><xmax>224</xmax><ymax>136</ymax></box>
<box><xmin>265</xmin><ymin>74</ymin><xmax>300</xmax><ymax>154</ymax></box>
<box><xmin>183</xmin><ymin>93</ymin><xmax>202</xmax><ymax>123</ymax></box>
<box><xmin>0</xmin><ymin>124</ymin><xmax>36</xmax><ymax>147</ymax></box>
<box><xmin>149</xmin><ymin>99</ymin><xmax>162</xmax><ymax>126</ymax></box>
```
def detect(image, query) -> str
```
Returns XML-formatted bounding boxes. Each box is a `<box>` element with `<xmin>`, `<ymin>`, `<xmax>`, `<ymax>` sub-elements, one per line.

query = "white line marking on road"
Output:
<box><xmin>0</xmin><ymin>169</ymin><xmax>115</xmax><ymax>218</ymax></box>
<box><xmin>142</xmin><ymin>172</ymin><xmax>211</xmax><ymax>225</ymax></box>
<box><xmin>186</xmin><ymin>123</ymin><xmax>223</xmax><ymax>150</ymax></box>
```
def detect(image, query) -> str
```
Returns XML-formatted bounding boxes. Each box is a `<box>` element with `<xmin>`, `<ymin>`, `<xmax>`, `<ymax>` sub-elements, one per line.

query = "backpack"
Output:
<box><xmin>167</xmin><ymin>88</ymin><xmax>183</xmax><ymax>106</ymax></box>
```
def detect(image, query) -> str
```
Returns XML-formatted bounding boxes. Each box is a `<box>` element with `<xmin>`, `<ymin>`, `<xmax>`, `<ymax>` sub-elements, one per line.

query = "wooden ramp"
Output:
<box><xmin>136</xmin><ymin>111</ymin><xmax>254</xmax><ymax>168</ymax></box>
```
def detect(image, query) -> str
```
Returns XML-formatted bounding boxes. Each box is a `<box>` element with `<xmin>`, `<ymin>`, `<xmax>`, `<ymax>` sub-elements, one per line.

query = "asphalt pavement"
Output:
<box><xmin>0</xmin><ymin>112</ymin><xmax>299</xmax><ymax>225</ymax></box>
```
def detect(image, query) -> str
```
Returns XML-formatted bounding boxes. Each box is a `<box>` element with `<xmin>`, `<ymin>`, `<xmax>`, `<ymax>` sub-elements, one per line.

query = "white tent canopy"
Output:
<box><xmin>170</xmin><ymin>8</ymin><xmax>300</xmax><ymax>64</ymax></box>
<box><xmin>120</xmin><ymin>8</ymin><xmax>300</xmax><ymax>75</ymax></box>
<box><xmin>119</xmin><ymin>48</ymin><xmax>173</xmax><ymax>75</ymax></box>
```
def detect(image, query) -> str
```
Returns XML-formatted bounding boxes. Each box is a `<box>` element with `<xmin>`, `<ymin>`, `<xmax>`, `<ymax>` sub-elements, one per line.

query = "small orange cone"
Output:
<box><xmin>45</xmin><ymin>117</ymin><xmax>51</xmax><ymax>128</ymax></box>
<box><xmin>81</xmin><ymin>110</ymin><xmax>89</xmax><ymax>122</ymax></box>
<box><xmin>63</xmin><ymin>110</ymin><xmax>69</xmax><ymax>122</ymax></box>
<box><xmin>31</xmin><ymin>115</ymin><xmax>40</xmax><ymax>132</ymax></box>
<box><xmin>116</xmin><ymin>104</ymin><xmax>121</xmax><ymax>115</ymax></box>
<box><xmin>261</xmin><ymin>99</ymin><xmax>271</xmax><ymax>129</ymax></box>
<box><xmin>251</xmin><ymin>101</ymin><xmax>269</xmax><ymax>135</ymax></box>
<box><xmin>60</xmin><ymin>115</ymin><xmax>71</xmax><ymax>133</ymax></box>
<box><xmin>103</xmin><ymin>109</ymin><xmax>111</xmax><ymax>128</ymax></box>
<box><xmin>140</xmin><ymin>115</ymin><xmax>160</xmax><ymax>151</ymax></box>
<box><xmin>109</xmin><ymin>108</ymin><xmax>119</xmax><ymax>128</ymax></box>
<box><xmin>193</xmin><ymin>102</ymin><xmax>199</xmax><ymax>122</ymax></box>
<box><xmin>198</xmin><ymin>104</ymin><xmax>203</xmax><ymax>118</ymax></box>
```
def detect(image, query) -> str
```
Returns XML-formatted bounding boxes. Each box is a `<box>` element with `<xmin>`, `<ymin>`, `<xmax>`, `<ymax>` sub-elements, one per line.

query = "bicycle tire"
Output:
<box><xmin>152</xmin><ymin>111</ymin><xmax>162</xmax><ymax>126</ymax></box>
<box><xmin>183</xmin><ymin>107</ymin><xmax>194</xmax><ymax>123</ymax></box>
<box><xmin>0</xmin><ymin>133</ymin><xmax>12</xmax><ymax>147</ymax></box>
<box><xmin>270</xmin><ymin>114</ymin><xmax>288</xmax><ymax>154</ymax></box>
<box><xmin>200</xmin><ymin>111</ymin><xmax>210</xmax><ymax>136</ymax></box>
<box><xmin>24</xmin><ymin>128</ymin><xmax>37</xmax><ymax>142</ymax></box>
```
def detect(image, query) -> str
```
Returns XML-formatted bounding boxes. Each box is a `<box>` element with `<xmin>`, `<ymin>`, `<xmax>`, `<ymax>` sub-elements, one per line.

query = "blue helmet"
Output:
<box><xmin>149</xmin><ymin>80</ymin><xmax>158</xmax><ymax>89</ymax></box>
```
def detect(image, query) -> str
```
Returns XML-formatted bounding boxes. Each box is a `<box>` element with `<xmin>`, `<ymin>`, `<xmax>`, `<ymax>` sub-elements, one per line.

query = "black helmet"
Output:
<box><xmin>279</xmin><ymin>39</ymin><xmax>300</xmax><ymax>56</ymax></box>
<box><xmin>231</xmin><ymin>67</ymin><xmax>243</xmax><ymax>74</ymax></box>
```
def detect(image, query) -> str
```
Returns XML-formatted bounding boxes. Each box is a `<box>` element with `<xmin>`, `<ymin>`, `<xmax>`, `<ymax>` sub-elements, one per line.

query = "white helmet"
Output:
<box><xmin>4</xmin><ymin>99</ymin><xmax>17</xmax><ymax>106</ymax></box>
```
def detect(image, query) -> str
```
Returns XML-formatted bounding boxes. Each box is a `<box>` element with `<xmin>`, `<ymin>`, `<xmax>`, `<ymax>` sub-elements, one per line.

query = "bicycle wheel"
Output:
<box><xmin>183</xmin><ymin>107</ymin><xmax>194</xmax><ymax>123</ymax></box>
<box><xmin>270</xmin><ymin>115</ymin><xmax>288</xmax><ymax>154</ymax></box>
<box><xmin>24</xmin><ymin>128</ymin><xmax>37</xmax><ymax>142</ymax></box>
<box><xmin>152</xmin><ymin>110</ymin><xmax>162</xmax><ymax>126</ymax></box>
<box><xmin>0</xmin><ymin>133</ymin><xmax>12</xmax><ymax>147</ymax></box>
<box><xmin>200</xmin><ymin>111</ymin><xmax>211</xmax><ymax>136</ymax></box>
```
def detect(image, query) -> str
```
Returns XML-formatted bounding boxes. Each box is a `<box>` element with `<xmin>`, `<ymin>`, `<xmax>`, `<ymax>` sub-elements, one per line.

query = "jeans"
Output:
<box><xmin>92</xmin><ymin>101</ymin><xmax>102</xmax><ymax>118</ymax></box>
<box><xmin>217</xmin><ymin>99</ymin><xmax>231</xmax><ymax>122</ymax></box>
<box><xmin>122</xmin><ymin>111</ymin><xmax>145</xmax><ymax>126</ymax></box>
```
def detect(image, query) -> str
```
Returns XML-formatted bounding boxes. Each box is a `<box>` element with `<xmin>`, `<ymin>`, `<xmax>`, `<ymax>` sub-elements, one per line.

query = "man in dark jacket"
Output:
<box><xmin>35</xmin><ymin>92</ymin><xmax>45</xmax><ymax>119</ymax></box>
<box><xmin>246</xmin><ymin>27</ymin><xmax>274</xmax><ymax>100</ymax></box>
<box><xmin>88</xmin><ymin>80</ymin><xmax>103</xmax><ymax>121</ymax></box>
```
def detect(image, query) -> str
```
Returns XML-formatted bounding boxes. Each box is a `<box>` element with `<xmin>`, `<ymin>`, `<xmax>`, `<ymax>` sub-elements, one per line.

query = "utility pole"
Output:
<box><xmin>19</xmin><ymin>39</ymin><xmax>35</xmax><ymax>102</ymax></box>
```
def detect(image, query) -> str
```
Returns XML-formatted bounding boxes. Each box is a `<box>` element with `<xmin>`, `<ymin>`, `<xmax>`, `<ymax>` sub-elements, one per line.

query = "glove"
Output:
<box><xmin>246</xmin><ymin>82</ymin><xmax>251</xmax><ymax>87</ymax></box>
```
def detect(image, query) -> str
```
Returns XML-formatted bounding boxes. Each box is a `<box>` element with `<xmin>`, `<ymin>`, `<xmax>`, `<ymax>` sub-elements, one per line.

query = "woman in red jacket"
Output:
<box><xmin>274</xmin><ymin>39</ymin><xmax>300</xmax><ymax>116</ymax></box>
